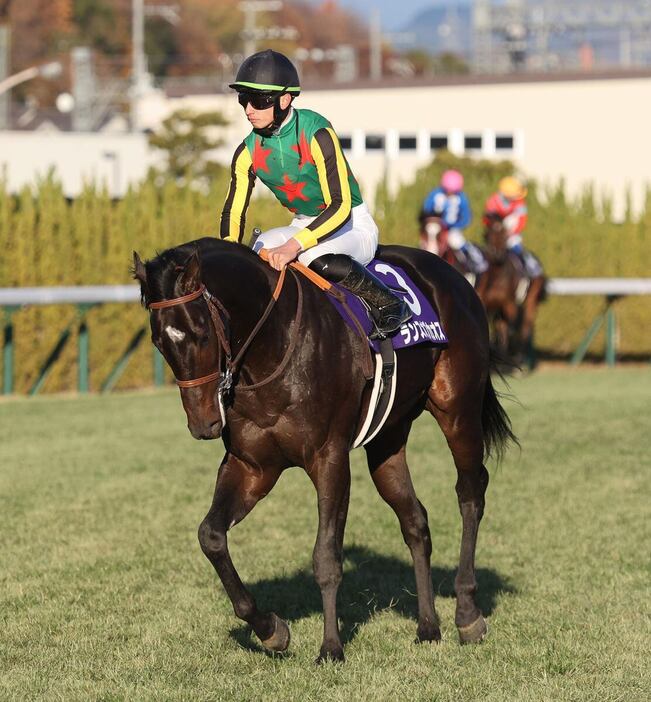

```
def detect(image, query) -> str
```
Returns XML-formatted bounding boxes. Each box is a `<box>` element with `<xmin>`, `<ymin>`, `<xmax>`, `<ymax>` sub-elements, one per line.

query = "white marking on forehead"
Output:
<box><xmin>165</xmin><ymin>325</ymin><xmax>185</xmax><ymax>343</ymax></box>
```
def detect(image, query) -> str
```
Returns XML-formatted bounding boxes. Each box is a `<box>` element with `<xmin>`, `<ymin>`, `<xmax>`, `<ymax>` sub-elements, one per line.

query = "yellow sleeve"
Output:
<box><xmin>294</xmin><ymin>127</ymin><xmax>352</xmax><ymax>250</ymax></box>
<box><xmin>220</xmin><ymin>143</ymin><xmax>255</xmax><ymax>243</ymax></box>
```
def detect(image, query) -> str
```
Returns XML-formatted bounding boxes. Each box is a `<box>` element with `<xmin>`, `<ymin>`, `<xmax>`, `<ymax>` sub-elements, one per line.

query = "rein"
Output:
<box><xmin>148</xmin><ymin>264</ymin><xmax>298</xmax><ymax>396</ymax></box>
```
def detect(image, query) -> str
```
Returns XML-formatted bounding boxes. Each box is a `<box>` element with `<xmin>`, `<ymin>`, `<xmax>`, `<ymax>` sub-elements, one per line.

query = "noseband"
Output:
<box><xmin>148</xmin><ymin>265</ymin><xmax>298</xmax><ymax>399</ymax></box>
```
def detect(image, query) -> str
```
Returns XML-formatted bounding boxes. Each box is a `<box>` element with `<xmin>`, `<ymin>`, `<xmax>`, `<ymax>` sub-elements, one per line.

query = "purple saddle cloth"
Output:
<box><xmin>327</xmin><ymin>259</ymin><xmax>448</xmax><ymax>353</ymax></box>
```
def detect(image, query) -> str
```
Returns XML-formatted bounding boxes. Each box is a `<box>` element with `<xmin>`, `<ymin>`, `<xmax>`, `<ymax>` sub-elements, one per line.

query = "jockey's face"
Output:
<box><xmin>243</xmin><ymin>93</ymin><xmax>292</xmax><ymax>129</ymax></box>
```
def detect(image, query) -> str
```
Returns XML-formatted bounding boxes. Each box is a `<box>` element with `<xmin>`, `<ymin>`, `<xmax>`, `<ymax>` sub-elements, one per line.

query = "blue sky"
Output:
<box><xmin>331</xmin><ymin>1</ymin><xmax>469</xmax><ymax>31</ymax></box>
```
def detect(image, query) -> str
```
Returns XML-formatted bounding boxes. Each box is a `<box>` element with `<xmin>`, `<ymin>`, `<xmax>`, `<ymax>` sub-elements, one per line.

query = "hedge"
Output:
<box><xmin>0</xmin><ymin>155</ymin><xmax>649</xmax><ymax>393</ymax></box>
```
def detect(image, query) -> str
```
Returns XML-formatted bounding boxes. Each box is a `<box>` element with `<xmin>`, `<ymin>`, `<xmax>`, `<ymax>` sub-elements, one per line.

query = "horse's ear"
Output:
<box><xmin>132</xmin><ymin>251</ymin><xmax>147</xmax><ymax>283</ymax></box>
<box><xmin>177</xmin><ymin>249</ymin><xmax>201</xmax><ymax>294</ymax></box>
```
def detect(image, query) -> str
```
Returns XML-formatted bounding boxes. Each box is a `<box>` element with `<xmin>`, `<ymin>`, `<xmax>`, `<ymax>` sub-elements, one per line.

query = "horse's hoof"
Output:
<box><xmin>260</xmin><ymin>613</ymin><xmax>290</xmax><ymax>652</ymax></box>
<box><xmin>315</xmin><ymin>647</ymin><xmax>345</xmax><ymax>665</ymax></box>
<box><xmin>457</xmin><ymin>615</ymin><xmax>488</xmax><ymax>644</ymax></box>
<box><xmin>416</xmin><ymin>622</ymin><xmax>442</xmax><ymax>644</ymax></box>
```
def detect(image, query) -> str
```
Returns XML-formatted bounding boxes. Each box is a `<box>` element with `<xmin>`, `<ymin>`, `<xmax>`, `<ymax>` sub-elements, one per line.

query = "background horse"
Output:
<box><xmin>418</xmin><ymin>214</ymin><xmax>474</xmax><ymax>282</ymax></box>
<box><xmin>133</xmin><ymin>238</ymin><xmax>517</xmax><ymax>663</ymax></box>
<box><xmin>480</xmin><ymin>214</ymin><xmax>546</xmax><ymax>368</ymax></box>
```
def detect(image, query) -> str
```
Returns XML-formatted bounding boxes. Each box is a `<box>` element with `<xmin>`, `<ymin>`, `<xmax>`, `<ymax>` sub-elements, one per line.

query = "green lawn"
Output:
<box><xmin>1</xmin><ymin>369</ymin><xmax>650</xmax><ymax>701</ymax></box>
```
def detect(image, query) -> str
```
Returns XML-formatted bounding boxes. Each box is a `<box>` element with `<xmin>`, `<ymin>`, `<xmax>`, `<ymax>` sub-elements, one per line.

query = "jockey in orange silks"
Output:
<box><xmin>483</xmin><ymin>176</ymin><xmax>543</xmax><ymax>278</ymax></box>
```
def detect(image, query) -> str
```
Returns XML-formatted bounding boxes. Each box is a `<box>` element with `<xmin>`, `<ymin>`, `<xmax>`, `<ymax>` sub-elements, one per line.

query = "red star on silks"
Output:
<box><xmin>290</xmin><ymin>130</ymin><xmax>315</xmax><ymax>169</ymax></box>
<box><xmin>317</xmin><ymin>203</ymin><xmax>327</xmax><ymax>210</ymax></box>
<box><xmin>252</xmin><ymin>138</ymin><xmax>272</xmax><ymax>173</ymax></box>
<box><xmin>275</xmin><ymin>174</ymin><xmax>309</xmax><ymax>203</ymax></box>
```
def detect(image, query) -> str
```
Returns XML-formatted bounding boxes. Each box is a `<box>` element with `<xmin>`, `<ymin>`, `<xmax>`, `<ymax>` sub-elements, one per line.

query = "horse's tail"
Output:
<box><xmin>482</xmin><ymin>351</ymin><xmax>519</xmax><ymax>463</ymax></box>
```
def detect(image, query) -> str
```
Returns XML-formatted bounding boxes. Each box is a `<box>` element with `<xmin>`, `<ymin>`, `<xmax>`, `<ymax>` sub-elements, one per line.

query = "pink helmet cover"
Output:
<box><xmin>441</xmin><ymin>169</ymin><xmax>464</xmax><ymax>193</ymax></box>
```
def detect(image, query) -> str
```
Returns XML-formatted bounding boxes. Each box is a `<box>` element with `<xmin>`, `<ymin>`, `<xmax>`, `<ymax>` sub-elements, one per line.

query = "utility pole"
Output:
<box><xmin>369</xmin><ymin>8</ymin><xmax>382</xmax><ymax>81</ymax></box>
<box><xmin>0</xmin><ymin>2</ymin><xmax>10</xmax><ymax>129</ymax></box>
<box><xmin>72</xmin><ymin>47</ymin><xmax>95</xmax><ymax>131</ymax></box>
<box><xmin>239</xmin><ymin>1</ymin><xmax>283</xmax><ymax>56</ymax></box>
<box><xmin>131</xmin><ymin>1</ymin><xmax>179</xmax><ymax>132</ymax></box>
<box><xmin>131</xmin><ymin>0</ymin><xmax>147</xmax><ymax>131</ymax></box>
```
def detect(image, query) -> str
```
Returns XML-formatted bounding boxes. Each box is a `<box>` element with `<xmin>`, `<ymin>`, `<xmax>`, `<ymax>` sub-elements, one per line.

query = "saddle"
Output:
<box><xmin>263</xmin><ymin>252</ymin><xmax>448</xmax><ymax>447</ymax></box>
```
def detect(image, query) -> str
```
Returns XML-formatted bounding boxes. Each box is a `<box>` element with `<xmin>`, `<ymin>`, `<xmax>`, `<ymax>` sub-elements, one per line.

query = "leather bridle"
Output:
<box><xmin>147</xmin><ymin>265</ymin><xmax>299</xmax><ymax>405</ymax></box>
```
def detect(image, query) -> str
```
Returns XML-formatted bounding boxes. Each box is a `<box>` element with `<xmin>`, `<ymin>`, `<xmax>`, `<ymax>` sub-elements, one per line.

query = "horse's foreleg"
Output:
<box><xmin>366</xmin><ymin>423</ymin><xmax>441</xmax><ymax>644</ymax></box>
<box><xmin>198</xmin><ymin>454</ymin><xmax>288</xmax><ymax>651</ymax></box>
<box><xmin>307</xmin><ymin>446</ymin><xmax>351</xmax><ymax>663</ymax></box>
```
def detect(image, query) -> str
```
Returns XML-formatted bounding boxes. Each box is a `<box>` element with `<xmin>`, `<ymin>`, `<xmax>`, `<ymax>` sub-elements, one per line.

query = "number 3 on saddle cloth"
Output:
<box><xmin>323</xmin><ymin>260</ymin><xmax>448</xmax><ymax>448</ymax></box>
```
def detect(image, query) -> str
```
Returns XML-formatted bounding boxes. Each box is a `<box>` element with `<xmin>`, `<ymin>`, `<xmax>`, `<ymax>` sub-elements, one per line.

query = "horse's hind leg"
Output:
<box><xmin>198</xmin><ymin>454</ymin><xmax>288</xmax><ymax>652</ymax></box>
<box><xmin>365</xmin><ymin>422</ymin><xmax>441</xmax><ymax>643</ymax></box>
<box><xmin>428</xmin><ymin>358</ymin><xmax>489</xmax><ymax>644</ymax></box>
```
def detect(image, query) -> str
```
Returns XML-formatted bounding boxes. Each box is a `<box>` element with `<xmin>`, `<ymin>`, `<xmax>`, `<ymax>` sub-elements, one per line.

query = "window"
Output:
<box><xmin>496</xmin><ymin>134</ymin><xmax>514</xmax><ymax>150</ymax></box>
<box><xmin>464</xmin><ymin>135</ymin><xmax>482</xmax><ymax>150</ymax></box>
<box><xmin>430</xmin><ymin>135</ymin><xmax>448</xmax><ymax>151</ymax></box>
<box><xmin>365</xmin><ymin>134</ymin><xmax>385</xmax><ymax>151</ymax></box>
<box><xmin>339</xmin><ymin>136</ymin><xmax>352</xmax><ymax>150</ymax></box>
<box><xmin>399</xmin><ymin>135</ymin><xmax>417</xmax><ymax>150</ymax></box>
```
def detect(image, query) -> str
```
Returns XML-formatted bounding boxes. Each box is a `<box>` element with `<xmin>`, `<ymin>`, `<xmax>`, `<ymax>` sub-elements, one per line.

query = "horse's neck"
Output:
<box><xmin>206</xmin><ymin>254</ymin><xmax>294</xmax><ymax>372</ymax></box>
<box><xmin>206</xmin><ymin>253</ymin><xmax>273</xmax><ymax>316</ymax></box>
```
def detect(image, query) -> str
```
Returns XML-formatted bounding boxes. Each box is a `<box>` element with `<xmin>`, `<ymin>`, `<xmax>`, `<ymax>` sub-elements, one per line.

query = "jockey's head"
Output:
<box><xmin>440</xmin><ymin>169</ymin><xmax>464</xmax><ymax>194</ymax></box>
<box><xmin>498</xmin><ymin>176</ymin><xmax>527</xmax><ymax>201</ymax></box>
<box><xmin>230</xmin><ymin>49</ymin><xmax>301</xmax><ymax>136</ymax></box>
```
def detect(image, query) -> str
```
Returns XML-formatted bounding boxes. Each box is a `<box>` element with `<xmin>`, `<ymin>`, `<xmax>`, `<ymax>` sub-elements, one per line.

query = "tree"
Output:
<box><xmin>148</xmin><ymin>108</ymin><xmax>229</xmax><ymax>184</ymax></box>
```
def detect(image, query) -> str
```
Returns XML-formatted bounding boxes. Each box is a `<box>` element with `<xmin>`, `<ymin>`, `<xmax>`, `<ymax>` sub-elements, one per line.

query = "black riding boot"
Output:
<box><xmin>310</xmin><ymin>254</ymin><xmax>412</xmax><ymax>339</ymax></box>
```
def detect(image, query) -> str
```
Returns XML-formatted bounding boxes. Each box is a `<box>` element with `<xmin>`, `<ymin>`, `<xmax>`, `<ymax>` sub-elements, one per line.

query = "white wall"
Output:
<box><xmin>1</xmin><ymin>74</ymin><xmax>649</xmax><ymax>219</ymax></box>
<box><xmin>0</xmin><ymin>131</ymin><xmax>155</xmax><ymax>197</ymax></box>
<box><xmin>139</xmin><ymin>75</ymin><xmax>651</xmax><ymax>217</ymax></box>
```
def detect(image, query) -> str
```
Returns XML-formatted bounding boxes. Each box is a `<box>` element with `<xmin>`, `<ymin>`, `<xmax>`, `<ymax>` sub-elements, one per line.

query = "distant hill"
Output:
<box><xmin>393</xmin><ymin>2</ymin><xmax>472</xmax><ymax>56</ymax></box>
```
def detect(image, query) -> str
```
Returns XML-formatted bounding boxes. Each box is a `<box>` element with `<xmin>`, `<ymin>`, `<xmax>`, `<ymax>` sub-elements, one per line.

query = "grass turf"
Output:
<box><xmin>1</xmin><ymin>368</ymin><xmax>649</xmax><ymax>701</ymax></box>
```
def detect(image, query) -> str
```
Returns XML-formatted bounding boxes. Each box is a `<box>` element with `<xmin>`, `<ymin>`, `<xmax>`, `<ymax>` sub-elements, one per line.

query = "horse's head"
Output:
<box><xmin>482</xmin><ymin>213</ymin><xmax>508</xmax><ymax>262</ymax></box>
<box><xmin>134</xmin><ymin>247</ymin><xmax>225</xmax><ymax>440</ymax></box>
<box><xmin>419</xmin><ymin>215</ymin><xmax>447</xmax><ymax>256</ymax></box>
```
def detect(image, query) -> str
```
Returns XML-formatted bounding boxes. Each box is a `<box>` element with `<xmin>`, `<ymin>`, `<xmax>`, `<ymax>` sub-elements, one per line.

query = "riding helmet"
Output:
<box><xmin>498</xmin><ymin>176</ymin><xmax>527</xmax><ymax>200</ymax></box>
<box><xmin>229</xmin><ymin>49</ymin><xmax>301</xmax><ymax>95</ymax></box>
<box><xmin>440</xmin><ymin>169</ymin><xmax>464</xmax><ymax>193</ymax></box>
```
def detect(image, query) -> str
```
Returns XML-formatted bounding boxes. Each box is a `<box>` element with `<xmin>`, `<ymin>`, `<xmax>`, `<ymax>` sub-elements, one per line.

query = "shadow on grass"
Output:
<box><xmin>229</xmin><ymin>544</ymin><xmax>515</xmax><ymax>651</ymax></box>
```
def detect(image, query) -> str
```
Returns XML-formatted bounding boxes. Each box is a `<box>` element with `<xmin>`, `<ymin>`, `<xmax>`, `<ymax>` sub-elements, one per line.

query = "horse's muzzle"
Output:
<box><xmin>188</xmin><ymin>420</ymin><xmax>222</xmax><ymax>440</ymax></box>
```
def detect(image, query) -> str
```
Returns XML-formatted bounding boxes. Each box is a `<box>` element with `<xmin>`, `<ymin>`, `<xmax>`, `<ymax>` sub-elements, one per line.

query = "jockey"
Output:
<box><xmin>220</xmin><ymin>49</ymin><xmax>410</xmax><ymax>339</ymax></box>
<box><xmin>421</xmin><ymin>170</ymin><xmax>487</xmax><ymax>275</ymax></box>
<box><xmin>483</xmin><ymin>176</ymin><xmax>543</xmax><ymax>278</ymax></box>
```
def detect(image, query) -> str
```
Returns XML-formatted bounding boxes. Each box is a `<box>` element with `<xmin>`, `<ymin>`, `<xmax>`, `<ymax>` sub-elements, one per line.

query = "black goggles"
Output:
<box><xmin>237</xmin><ymin>92</ymin><xmax>278</xmax><ymax>110</ymax></box>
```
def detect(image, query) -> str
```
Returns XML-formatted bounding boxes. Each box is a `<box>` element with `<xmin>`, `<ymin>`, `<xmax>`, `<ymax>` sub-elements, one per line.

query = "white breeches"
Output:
<box><xmin>253</xmin><ymin>203</ymin><xmax>379</xmax><ymax>266</ymax></box>
<box><xmin>447</xmin><ymin>228</ymin><xmax>467</xmax><ymax>250</ymax></box>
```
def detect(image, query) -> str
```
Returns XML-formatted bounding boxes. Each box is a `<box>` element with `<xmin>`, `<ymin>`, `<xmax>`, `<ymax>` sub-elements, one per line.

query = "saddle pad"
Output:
<box><xmin>328</xmin><ymin>259</ymin><xmax>448</xmax><ymax>352</ymax></box>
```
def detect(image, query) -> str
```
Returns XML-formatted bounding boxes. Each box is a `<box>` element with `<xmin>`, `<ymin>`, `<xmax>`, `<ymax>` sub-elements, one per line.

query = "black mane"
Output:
<box><xmin>138</xmin><ymin>237</ymin><xmax>258</xmax><ymax>305</ymax></box>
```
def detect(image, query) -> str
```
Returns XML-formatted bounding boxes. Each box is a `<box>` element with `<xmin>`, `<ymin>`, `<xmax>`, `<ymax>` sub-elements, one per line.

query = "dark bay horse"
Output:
<box><xmin>133</xmin><ymin>237</ymin><xmax>516</xmax><ymax>662</ymax></box>
<box><xmin>480</xmin><ymin>215</ymin><xmax>546</xmax><ymax>367</ymax></box>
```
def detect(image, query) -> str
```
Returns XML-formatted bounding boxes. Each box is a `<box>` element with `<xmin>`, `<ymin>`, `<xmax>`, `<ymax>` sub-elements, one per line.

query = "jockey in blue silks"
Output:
<box><xmin>421</xmin><ymin>170</ymin><xmax>487</xmax><ymax>275</ymax></box>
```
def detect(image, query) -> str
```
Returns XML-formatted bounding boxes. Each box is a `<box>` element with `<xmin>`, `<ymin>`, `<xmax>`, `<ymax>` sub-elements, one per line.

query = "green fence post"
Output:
<box><xmin>101</xmin><ymin>327</ymin><xmax>146</xmax><ymax>393</ymax></box>
<box><xmin>29</xmin><ymin>323</ymin><xmax>73</xmax><ymax>396</ymax></box>
<box><xmin>77</xmin><ymin>304</ymin><xmax>92</xmax><ymax>393</ymax></box>
<box><xmin>3</xmin><ymin>306</ymin><xmax>16</xmax><ymax>395</ymax></box>
<box><xmin>570</xmin><ymin>312</ymin><xmax>605</xmax><ymax>366</ymax></box>
<box><xmin>605</xmin><ymin>296</ymin><xmax>618</xmax><ymax>367</ymax></box>
<box><xmin>153</xmin><ymin>347</ymin><xmax>165</xmax><ymax>387</ymax></box>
